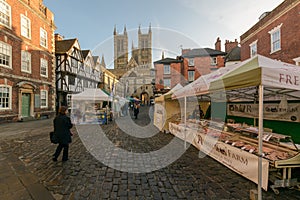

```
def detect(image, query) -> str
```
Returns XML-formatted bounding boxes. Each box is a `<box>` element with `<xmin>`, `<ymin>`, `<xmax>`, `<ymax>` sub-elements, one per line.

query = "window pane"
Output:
<box><xmin>21</xmin><ymin>15</ymin><xmax>30</xmax><ymax>38</ymax></box>
<box><xmin>188</xmin><ymin>71</ymin><xmax>195</xmax><ymax>82</ymax></box>
<box><xmin>188</xmin><ymin>58</ymin><xmax>194</xmax><ymax>66</ymax></box>
<box><xmin>40</xmin><ymin>58</ymin><xmax>48</xmax><ymax>76</ymax></box>
<box><xmin>250</xmin><ymin>43</ymin><xmax>257</xmax><ymax>57</ymax></box>
<box><xmin>21</xmin><ymin>51</ymin><xmax>31</xmax><ymax>72</ymax></box>
<box><xmin>164</xmin><ymin>65</ymin><xmax>170</xmax><ymax>74</ymax></box>
<box><xmin>163</xmin><ymin>79</ymin><xmax>171</xmax><ymax>88</ymax></box>
<box><xmin>40</xmin><ymin>90</ymin><xmax>47</xmax><ymax>107</ymax></box>
<box><xmin>0</xmin><ymin>1</ymin><xmax>11</xmax><ymax>27</ymax></box>
<box><xmin>40</xmin><ymin>28</ymin><xmax>47</xmax><ymax>47</ymax></box>
<box><xmin>271</xmin><ymin>30</ymin><xmax>280</xmax><ymax>52</ymax></box>
<box><xmin>0</xmin><ymin>42</ymin><xmax>11</xmax><ymax>67</ymax></box>
<box><xmin>0</xmin><ymin>86</ymin><xmax>10</xmax><ymax>109</ymax></box>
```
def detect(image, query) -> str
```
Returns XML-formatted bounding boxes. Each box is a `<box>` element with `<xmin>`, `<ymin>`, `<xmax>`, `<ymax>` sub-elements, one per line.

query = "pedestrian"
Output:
<box><xmin>52</xmin><ymin>106</ymin><xmax>73</xmax><ymax>162</ymax></box>
<box><xmin>133</xmin><ymin>101</ymin><xmax>140</xmax><ymax>119</ymax></box>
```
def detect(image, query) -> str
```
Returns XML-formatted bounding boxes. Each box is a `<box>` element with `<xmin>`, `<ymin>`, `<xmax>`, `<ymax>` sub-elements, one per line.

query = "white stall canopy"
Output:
<box><xmin>72</xmin><ymin>88</ymin><xmax>112</xmax><ymax>102</ymax></box>
<box><xmin>209</xmin><ymin>55</ymin><xmax>300</xmax><ymax>97</ymax></box>
<box><xmin>173</xmin><ymin>61</ymin><xmax>242</xmax><ymax>99</ymax></box>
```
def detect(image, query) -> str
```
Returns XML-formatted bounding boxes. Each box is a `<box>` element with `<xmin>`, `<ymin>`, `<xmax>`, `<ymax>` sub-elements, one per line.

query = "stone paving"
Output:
<box><xmin>0</xmin><ymin>106</ymin><xmax>299</xmax><ymax>199</ymax></box>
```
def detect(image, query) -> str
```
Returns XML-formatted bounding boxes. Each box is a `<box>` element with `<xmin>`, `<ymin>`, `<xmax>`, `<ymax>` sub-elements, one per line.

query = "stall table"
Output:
<box><xmin>169</xmin><ymin>120</ymin><xmax>300</xmax><ymax>193</ymax></box>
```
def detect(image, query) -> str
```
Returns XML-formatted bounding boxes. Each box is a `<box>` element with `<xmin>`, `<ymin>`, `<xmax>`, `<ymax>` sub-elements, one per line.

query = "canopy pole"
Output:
<box><xmin>184</xmin><ymin>96</ymin><xmax>187</xmax><ymax>149</ymax></box>
<box><xmin>258</xmin><ymin>85</ymin><xmax>263</xmax><ymax>200</ymax></box>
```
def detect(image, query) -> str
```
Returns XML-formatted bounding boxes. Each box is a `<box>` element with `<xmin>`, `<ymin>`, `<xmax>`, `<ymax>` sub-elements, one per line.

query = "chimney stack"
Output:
<box><xmin>161</xmin><ymin>51</ymin><xmax>165</xmax><ymax>59</ymax></box>
<box><xmin>225</xmin><ymin>39</ymin><xmax>239</xmax><ymax>53</ymax></box>
<box><xmin>55</xmin><ymin>33</ymin><xmax>64</xmax><ymax>41</ymax></box>
<box><xmin>215</xmin><ymin>37</ymin><xmax>221</xmax><ymax>51</ymax></box>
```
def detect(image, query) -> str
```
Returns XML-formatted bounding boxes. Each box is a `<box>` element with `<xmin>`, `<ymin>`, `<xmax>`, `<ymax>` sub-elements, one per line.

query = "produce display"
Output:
<box><xmin>184</xmin><ymin>119</ymin><xmax>299</xmax><ymax>162</ymax></box>
<box><xmin>169</xmin><ymin>119</ymin><xmax>300</xmax><ymax>193</ymax></box>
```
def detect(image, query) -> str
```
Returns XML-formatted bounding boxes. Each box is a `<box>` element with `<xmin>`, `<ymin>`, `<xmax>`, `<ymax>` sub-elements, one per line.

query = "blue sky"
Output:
<box><xmin>43</xmin><ymin>0</ymin><xmax>283</xmax><ymax>68</ymax></box>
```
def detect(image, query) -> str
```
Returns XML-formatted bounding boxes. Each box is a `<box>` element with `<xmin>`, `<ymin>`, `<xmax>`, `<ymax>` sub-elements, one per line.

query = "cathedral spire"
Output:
<box><xmin>131</xmin><ymin>40</ymin><xmax>135</xmax><ymax>50</ymax></box>
<box><xmin>113</xmin><ymin>25</ymin><xmax>117</xmax><ymax>35</ymax></box>
<box><xmin>149</xmin><ymin>23</ymin><xmax>152</xmax><ymax>33</ymax></box>
<box><xmin>101</xmin><ymin>54</ymin><xmax>106</xmax><ymax>68</ymax></box>
<box><xmin>138</xmin><ymin>24</ymin><xmax>141</xmax><ymax>34</ymax></box>
<box><xmin>124</xmin><ymin>25</ymin><xmax>127</xmax><ymax>35</ymax></box>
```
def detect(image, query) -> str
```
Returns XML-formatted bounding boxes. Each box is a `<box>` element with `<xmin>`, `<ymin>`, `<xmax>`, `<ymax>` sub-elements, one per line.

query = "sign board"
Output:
<box><xmin>153</xmin><ymin>104</ymin><xmax>165</xmax><ymax>131</ymax></box>
<box><xmin>227</xmin><ymin>103</ymin><xmax>300</xmax><ymax>122</ymax></box>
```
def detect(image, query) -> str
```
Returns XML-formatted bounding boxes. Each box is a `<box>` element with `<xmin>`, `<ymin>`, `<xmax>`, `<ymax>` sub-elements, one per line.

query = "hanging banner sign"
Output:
<box><xmin>192</xmin><ymin>132</ymin><xmax>269</xmax><ymax>191</ymax></box>
<box><xmin>227</xmin><ymin>103</ymin><xmax>300</xmax><ymax>122</ymax></box>
<box><xmin>154</xmin><ymin>104</ymin><xmax>165</xmax><ymax>131</ymax></box>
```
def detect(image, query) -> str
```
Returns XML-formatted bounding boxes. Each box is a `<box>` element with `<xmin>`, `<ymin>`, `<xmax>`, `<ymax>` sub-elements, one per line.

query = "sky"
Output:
<box><xmin>43</xmin><ymin>0</ymin><xmax>284</xmax><ymax>68</ymax></box>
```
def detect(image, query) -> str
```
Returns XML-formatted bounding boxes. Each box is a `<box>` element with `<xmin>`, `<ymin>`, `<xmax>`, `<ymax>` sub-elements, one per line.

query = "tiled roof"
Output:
<box><xmin>182</xmin><ymin>48</ymin><xmax>226</xmax><ymax>58</ymax></box>
<box><xmin>225</xmin><ymin>46</ymin><xmax>241</xmax><ymax>62</ymax></box>
<box><xmin>153</xmin><ymin>57</ymin><xmax>183</xmax><ymax>64</ymax></box>
<box><xmin>55</xmin><ymin>39</ymin><xmax>77</xmax><ymax>54</ymax></box>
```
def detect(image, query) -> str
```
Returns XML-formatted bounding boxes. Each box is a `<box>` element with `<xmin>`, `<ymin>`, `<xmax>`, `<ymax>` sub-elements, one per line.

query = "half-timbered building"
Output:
<box><xmin>55</xmin><ymin>35</ymin><xmax>101</xmax><ymax>110</ymax></box>
<box><xmin>81</xmin><ymin>50</ymin><xmax>101</xmax><ymax>89</ymax></box>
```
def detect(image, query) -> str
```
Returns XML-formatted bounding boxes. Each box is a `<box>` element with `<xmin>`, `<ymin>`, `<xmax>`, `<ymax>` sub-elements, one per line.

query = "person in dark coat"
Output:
<box><xmin>52</xmin><ymin>106</ymin><xmax>73</xmax><ymax>162</ymax></box>
<box><xmin>133</xmin><ymin>101</ymin><xmax>140</xmax><ymax>119</ymax></box>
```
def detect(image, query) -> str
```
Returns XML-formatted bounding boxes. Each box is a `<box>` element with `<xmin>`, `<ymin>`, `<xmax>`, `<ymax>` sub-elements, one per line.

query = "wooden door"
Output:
<box><xmin>22</xmin><ymin>93</ymin><xmax>30</xmax><ymax>117</ymax></box>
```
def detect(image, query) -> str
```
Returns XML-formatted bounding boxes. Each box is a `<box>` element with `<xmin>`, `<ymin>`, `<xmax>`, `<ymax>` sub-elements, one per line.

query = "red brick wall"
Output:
<box><xmin>170</xmin><ymin>62</ymin><xmax>184</xmax><ymax>88</ymax></box>
<box><xmin>183</xmin><ymin>56</ymin><xmax>225</xmax><ymax>79</ymax></box>
<box><xmin>8</xmin><ymin>0</ymin><xmax>54</xmax><ymax>79</ymax></box>
<box><xmin>240</xmin><ymin>1</ymin><xmax>300</xmax><ymax>64</ymax></box>
<box><xmin>154</xmin><ymin>62</ymin><xmax>184</xmax><ymax>90</ymax></box>
<box><xmin>225</xmin><ymin>39</ymin><xmax>238</xmax><ymax>53</ymax></box>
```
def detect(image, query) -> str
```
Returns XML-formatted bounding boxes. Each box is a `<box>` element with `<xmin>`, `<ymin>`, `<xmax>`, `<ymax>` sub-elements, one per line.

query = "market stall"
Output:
<box><xmin>170</xmin><ymin>55</ymin><xmax>300</xmax><ymax>194</ymax></box>
<box><xmin>71</xmin><ymin>88</ymin><xmax>112</xmax><ymax>124</ymax></box>
<box><xmin>154</xmin><ymin>84</ymin><xmax>182</xmax><ymax>132</ymax></box>
<box><xmin>112</xmin><ymin>95</ymin><xmax>129</xmax><ymax>117</ymax></box>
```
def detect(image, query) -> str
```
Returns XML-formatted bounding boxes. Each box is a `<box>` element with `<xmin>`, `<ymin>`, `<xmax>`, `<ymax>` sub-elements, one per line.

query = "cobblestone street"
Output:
<box><xmin>0</xmin><ymin>106</ymin><xmax>300</xmax><ymax>199</ymax></box>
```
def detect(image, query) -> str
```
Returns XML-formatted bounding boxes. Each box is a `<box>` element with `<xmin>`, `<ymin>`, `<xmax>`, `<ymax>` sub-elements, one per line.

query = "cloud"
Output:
<box><xmin>176</xmin><ymin>0</ymin><xmax>284</xmax><ymax>37</ymax></box>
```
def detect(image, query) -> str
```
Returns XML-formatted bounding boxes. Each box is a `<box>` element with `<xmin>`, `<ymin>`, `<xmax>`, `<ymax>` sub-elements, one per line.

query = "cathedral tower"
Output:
<box><xmin>113</xmin><ymin>24</ymin><xmax>152</xmax><ymax>70</ymax></box>
<box><xmin>137</xmin><ymin>24</ymin><xmax>152</xmax><ymax>66</ymax></box>
<box><xmin>114</xmin><ymin>25</ymin><xmax>128</xmax><ymax>69</ymax></box>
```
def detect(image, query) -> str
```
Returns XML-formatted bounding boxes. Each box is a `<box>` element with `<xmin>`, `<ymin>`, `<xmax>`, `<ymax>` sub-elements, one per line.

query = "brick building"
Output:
<box><xmin>181</xmin><ymin>47</ymin><xmax>226</xmax><ymax>80</ymax></box>
<box><xmin>224</xmin><ymin>39</ymin><xmax>241</xmax><ymax>66</ymax></box>
<box><xmin>153</xmin><ymin>57</ymin><xmax>184</xmax><ymax>92</ymax></box>
<box><xmin>0</xmin><ymin>0</ymin><xmax>55</xmax><ymax>122</ymax></box>
<box><xmin>154</xmin><ymin>43</ymin><xmax>227</xmax><ymax>92</ymax></box>
<box><xmin>240</xmin><ymin>0</ymin><xmax>300</xmax><ymax>65</ymax></box>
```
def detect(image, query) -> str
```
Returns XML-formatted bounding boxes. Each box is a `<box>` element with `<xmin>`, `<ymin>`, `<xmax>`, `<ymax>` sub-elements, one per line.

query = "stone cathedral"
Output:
<box><xmin>109</xmin><ymin>24</ymin><xmax>155</xmax><ymax>104</ymax></box>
